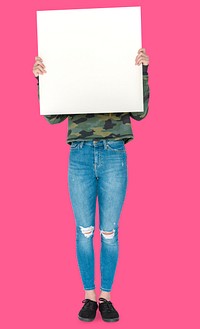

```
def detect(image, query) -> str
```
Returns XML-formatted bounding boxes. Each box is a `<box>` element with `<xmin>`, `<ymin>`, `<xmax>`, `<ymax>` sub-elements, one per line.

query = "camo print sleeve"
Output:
<box><xmin>36</xmin><ymin>76</ymin><xmax>68</xmax><ymax>124</ymax></box>
<box><xmin>130</xmin><ymin>66</ymin><xmax>150</xmax><ymax>121</ymax></box>
<box><xmin>43</xmin><ymin>114</ymin><xmax>68</xmax><ymax>124</ymax></box>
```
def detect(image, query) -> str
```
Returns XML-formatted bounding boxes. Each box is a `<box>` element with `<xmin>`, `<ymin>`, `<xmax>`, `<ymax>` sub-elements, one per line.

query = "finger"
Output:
<box><xmin>137</xmin><ymin>53</ymin><xmax>148</xmax><ymax>61</ymax></box>
<box><xmin>33</xmin><ymin>69</ymin><xmax>45</xmax><ymax>77</ymax></box>
<box><xmin>33</xmin><ymin>67</ymin><xmax>46</xmax><ymax>74</ymax></box>
<box><xmin>138</xmin><ymin>48</ymin><xmax>146</xmax><ymax>54</ymax></box>
<box><xmin>135</xmin><ymin>53</ymin><xmax>143</xmax><ymax>61</ymax></box>
<box><xmin>33</xmin><ymin>70</ymin><xmax>39</xmax><ymax>77</ymax></box>
<box><xmin>35</xmin><ymin>56</ymin><xmax>43</xmax><ymax>61</ymax></box>
<box><xmin>34</xmin><ymin>59</ymin><xmax>45</xmax><ymax>66</ymax></box>
<box><xmin>136</xmin><ymin>54</ymin><xmax>148</xmax><ymax>62</ymax></box>
<box><xmin>33</xmin><ymin>67</ymin><xmax>46</xmax><ymax>75</ymax></box>
<box><xmin>33</xmin><ymin>61</ymin><xmax>46</xmax><ymax>69</ymax></box>
<box><xmin>137</xmin><ymin>59</ymin><xmax>148</xmax><ymax>65</ymax></box>
<box><xmin>33</xmin><ymin>65</ymin><xmax>46</xmax><ymax>72</ymax></box>
<box><xmin>33</xmin><ymin>68</ymin><xmax>42</xmax><ymax>76</ymax></box>
<box><xmin>135</xmin><ymin>51</ymin><xmax>148</xmax><ymax>61</ymax></box>
<box><xmin>34</xmin><ymin>58</ymin><xmax>44</xmax><ymax>67</ymax></box>
<box><xmin>135</xmin><ymin>56</ymin><xmax>139</xmax><ymax>64</ymax></box>
<box><xmin>135</xmin><ymin>54</ymin><xmax>149</xmax><ymax>64</ymax></box>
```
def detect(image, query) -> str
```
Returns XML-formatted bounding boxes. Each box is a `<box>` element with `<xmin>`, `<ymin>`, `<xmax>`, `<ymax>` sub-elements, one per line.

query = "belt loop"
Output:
<box><xmin>80</xmin><ymin>141</ymin><xmax>84</xmax><ymax>149</ymax></box>
<box><xmin>103</xmin><ymin>140</ymin><xmax>107</xmax><ymax>150</ymax></box>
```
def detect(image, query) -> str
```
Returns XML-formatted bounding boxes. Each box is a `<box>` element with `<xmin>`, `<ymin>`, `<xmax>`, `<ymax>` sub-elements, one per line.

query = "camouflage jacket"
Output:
<box><xmin>36</xmin><ymin>66</ymin><xmax>150</xmax><ymax>144</ymax></box>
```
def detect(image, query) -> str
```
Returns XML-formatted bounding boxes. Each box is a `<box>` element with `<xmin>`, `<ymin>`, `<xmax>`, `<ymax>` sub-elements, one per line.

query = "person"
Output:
<box><xmin>33</xmin><ymin>48</ymin><xmax>150</xmax><ymax>322</ymax></box>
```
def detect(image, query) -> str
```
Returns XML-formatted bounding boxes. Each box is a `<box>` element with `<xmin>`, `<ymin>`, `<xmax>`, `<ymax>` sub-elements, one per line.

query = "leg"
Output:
<box><xmin>68</xmin><ymin>142</ymin><xmax>97</xmax><ymax>293</ymax></box>
<box><xmin>98</xmin><ymin>141</ymin><xmax>128</xmax><ymax>293</ymax></box>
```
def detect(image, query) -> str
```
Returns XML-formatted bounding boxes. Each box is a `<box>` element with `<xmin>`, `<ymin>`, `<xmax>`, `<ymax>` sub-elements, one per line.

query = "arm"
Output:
<box><xmin>130</xmin><ymin>48</ymin><xmax>150</xmax><ymax>121</ymax></box>
<box><xmin>130</xmin><ymin>65</ymin><xmax>150</xmax><ymax>121</ymax></box>
<box><xmin>33</xmin><ymin>57</ymin><xmax>68</xmax><ymax>124</ymax></box>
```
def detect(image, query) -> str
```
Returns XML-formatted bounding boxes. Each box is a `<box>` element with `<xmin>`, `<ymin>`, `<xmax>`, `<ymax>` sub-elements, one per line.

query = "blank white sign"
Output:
<box><xmin>36</xmin><ymin>6</ymin><xmax>143</xmax><ymax>115</ymax></box>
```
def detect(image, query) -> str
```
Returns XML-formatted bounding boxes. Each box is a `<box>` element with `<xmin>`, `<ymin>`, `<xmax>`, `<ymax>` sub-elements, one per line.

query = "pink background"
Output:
<box><xmin>1</xmin><ymin>0</ymin><xmax>200</xmax><ymax>328</ymax></box>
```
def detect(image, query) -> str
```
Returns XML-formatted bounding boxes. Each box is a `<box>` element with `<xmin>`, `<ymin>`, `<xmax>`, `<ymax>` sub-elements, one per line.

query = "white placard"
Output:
<box><xmin>36</xmin><ymin>6</ymin><xmax>143</xmax><ymax>115</ymax></box>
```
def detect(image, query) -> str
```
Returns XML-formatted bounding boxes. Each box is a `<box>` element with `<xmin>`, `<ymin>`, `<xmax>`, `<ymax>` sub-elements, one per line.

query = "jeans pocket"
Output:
<box><xmin>106</xmin><ymin>140</ymin><xmax>125</xmax><ymax>152</ymax></box>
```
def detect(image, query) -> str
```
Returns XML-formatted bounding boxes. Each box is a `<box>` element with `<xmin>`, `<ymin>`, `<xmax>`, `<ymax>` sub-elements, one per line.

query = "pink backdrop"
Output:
<box><xmin>1</xmin><ymin>0</ymin><xmax>200</xmax><ymax>328</ymax></box>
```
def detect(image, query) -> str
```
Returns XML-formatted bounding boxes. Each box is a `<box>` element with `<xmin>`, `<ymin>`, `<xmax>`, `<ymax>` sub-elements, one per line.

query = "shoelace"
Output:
<box><xmin>82</xmin><ymin>299</ymin><xmax>97</xmax><ymax>310</ymax></box>
<box><xmin>99</xmin><ymin>298</ymin><xmax>115</xmax><ymax>312</ymax></box>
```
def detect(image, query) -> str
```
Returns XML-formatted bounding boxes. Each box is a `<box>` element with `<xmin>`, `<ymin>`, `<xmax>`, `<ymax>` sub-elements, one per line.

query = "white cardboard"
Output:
<box><xmin>36</xmin><ymin>6</ymin><xmax>143</xmax><ymax>115</ymax></box>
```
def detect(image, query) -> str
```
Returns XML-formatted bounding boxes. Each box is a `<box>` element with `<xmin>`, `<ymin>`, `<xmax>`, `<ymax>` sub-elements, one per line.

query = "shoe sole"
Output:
<box><xmin>102</xmin><ymin>317</ymin><xmax>119</xmax><ymax>322</ymax></box>
<box><xmin>78</xmin><ymin>315</ymin><xmax>96</xmax><ymax>322</ymax></box>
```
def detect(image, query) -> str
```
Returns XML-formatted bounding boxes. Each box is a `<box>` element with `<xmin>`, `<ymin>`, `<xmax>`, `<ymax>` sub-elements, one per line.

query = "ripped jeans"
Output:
<box><xmin>68</xmin><ymin>140</ymin><xmax>127</xmax><ymax>292</ymax></box>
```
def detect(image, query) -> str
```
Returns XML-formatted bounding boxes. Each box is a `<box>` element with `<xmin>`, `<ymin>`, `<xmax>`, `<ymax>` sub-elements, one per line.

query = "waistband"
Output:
<box><xmin>71</xmin><ymin>140</ymin><xmax>124</xmax><ymax>149</ymax></box>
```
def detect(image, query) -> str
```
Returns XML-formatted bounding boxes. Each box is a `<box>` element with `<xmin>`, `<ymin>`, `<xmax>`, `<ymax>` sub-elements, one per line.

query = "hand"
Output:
<box><xmin>32</xmin><ymin>56</ymin><xmax>47</xmax><ymax>77</ymax></box>
<box><xmin>135</xmin><ymin>48</ymin><xmax>149</xmax><ymax>66</ymax></box>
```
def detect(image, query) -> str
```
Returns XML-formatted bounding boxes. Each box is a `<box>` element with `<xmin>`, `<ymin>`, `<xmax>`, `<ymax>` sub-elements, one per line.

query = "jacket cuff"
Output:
<box><xmin>35</xmin><ymin>76</ymin><xmax>39</xmax><ymax>85</ymax></box>
<box><xmin>142</xmin><ymin>65</ymin><xmax>149</xmax><ymax>75</ymax></box>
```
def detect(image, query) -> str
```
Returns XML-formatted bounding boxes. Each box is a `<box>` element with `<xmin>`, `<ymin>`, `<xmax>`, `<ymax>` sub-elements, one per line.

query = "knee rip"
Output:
<box><xmin>100</xmin><ymin>229</ymin><xmax>115</xmax><ymax>239</ymax></box>
<box><xmin>80</xmin><ymin>226</ymin><xmax>94</xmax><ymax>238</ymax></box>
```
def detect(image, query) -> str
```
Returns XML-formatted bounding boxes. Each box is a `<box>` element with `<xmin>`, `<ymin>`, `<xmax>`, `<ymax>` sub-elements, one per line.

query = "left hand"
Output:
<box><xmin>135</xmin><ymin>48</ymin><xmax>149</xmax><ymax>66</ymax></box>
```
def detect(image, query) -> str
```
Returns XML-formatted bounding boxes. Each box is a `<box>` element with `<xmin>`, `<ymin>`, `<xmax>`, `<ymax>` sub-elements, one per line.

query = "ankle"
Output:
<box><xmin>99</xmin><ymin>291</ymin><xmax>111</xmax><ymax>302</ymax></box>
<box><xmin>85</xmin><ymin>289</ymin><xmax>97</xmax><ymax>302</ymax></box>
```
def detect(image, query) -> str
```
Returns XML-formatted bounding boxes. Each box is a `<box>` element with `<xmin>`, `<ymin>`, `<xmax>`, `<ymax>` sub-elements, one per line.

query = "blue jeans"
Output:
<box><xmin>68</xmin><ymin>140</ymin><xmax>127</xmax><ymax>292</ymax></box>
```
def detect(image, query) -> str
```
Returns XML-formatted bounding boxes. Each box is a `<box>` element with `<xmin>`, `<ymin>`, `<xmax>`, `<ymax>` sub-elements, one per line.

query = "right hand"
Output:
<box><xmin>33</xmin><ymin>56</ymin><xmax>47</xmax><ymax>77</ymax></box>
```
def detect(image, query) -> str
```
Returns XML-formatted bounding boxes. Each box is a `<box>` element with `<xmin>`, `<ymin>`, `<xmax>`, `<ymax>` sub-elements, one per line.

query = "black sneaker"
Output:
<box><xmin>99</xmin><ymin>298</ymin><xmax>119</xmax><ymax>322</ymax></box>
<box><xmin>78</xmin><ymin>299</ymin><xmax>98</xmax><ymax>322</ymax></box>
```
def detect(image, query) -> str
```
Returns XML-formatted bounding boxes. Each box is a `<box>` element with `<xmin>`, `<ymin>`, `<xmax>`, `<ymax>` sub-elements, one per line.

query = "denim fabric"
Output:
<box><xmin>68</xmin><ymin>140</ymin><xmax>127</xmax><ymax>292</ymax></box>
